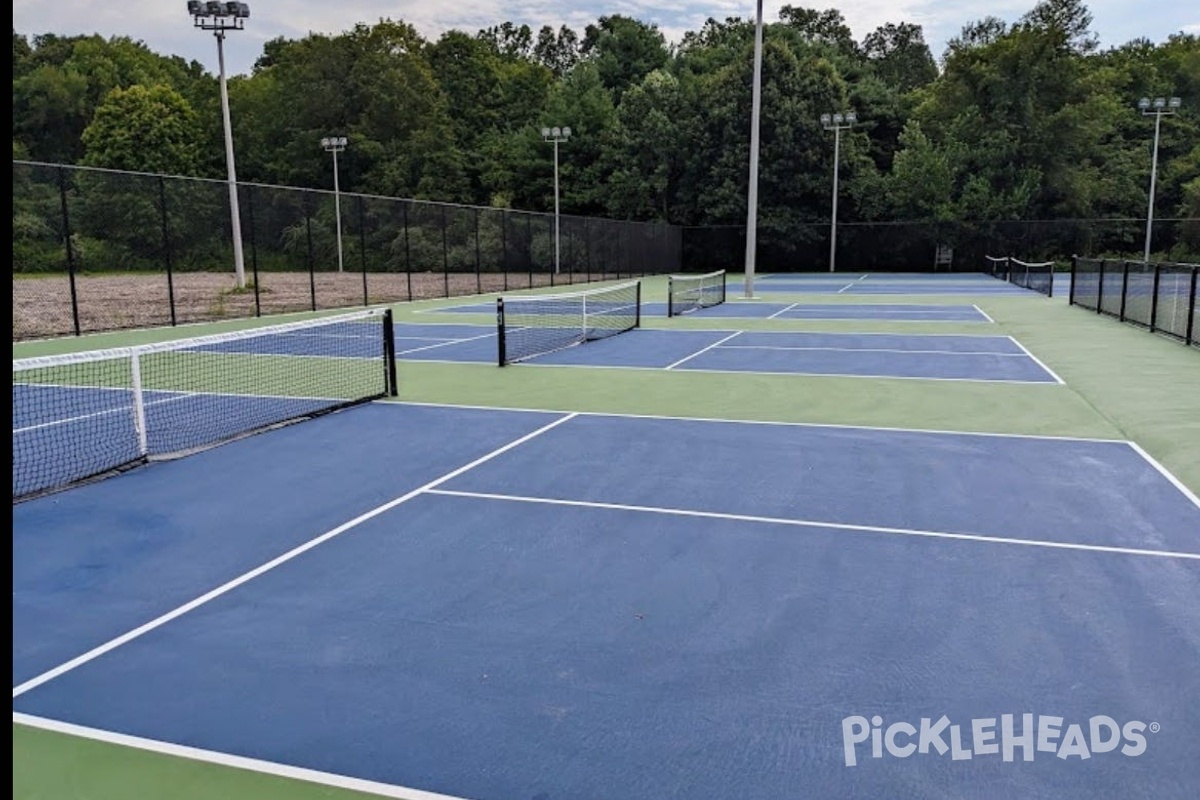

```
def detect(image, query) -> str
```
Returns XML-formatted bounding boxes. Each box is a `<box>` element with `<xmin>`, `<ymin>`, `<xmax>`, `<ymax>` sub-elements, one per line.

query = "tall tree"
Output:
<box><xmin>580</xmin><ymin>16</ymin><xmax>669</xmax><ymax>100</ymax></box>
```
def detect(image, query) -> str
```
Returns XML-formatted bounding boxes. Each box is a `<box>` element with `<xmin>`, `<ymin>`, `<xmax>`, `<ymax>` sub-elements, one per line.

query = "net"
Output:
<box><xmin>497</xmin><ymin>281</ymin><xmax>641</xmax><ymax>365</ymax></box>
<box><xmin>13</xmin><ymin>309</ymin><xmax>397</xmax><ymax>500</ymax></box>
<box><xmin>985</xmin><ymin>255</ymin><xmax>1009</xmax><ymax>280</ymax></box>
<box><xmin>668</xmin><ymin>270</ymin><xmax>728</xmax><ymax>316</ymax></box>
<box><xmin>1009</xmin><ymin>259</ymin><xmax>1055</xmax><ymax>297</ymax></box>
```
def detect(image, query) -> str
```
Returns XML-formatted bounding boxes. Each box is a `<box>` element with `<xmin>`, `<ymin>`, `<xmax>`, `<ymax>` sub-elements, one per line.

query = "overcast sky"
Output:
<box><xmin>13</xmin><ymin>1</ymin><xmax>1199</xmax><ymax>77</ymax></box>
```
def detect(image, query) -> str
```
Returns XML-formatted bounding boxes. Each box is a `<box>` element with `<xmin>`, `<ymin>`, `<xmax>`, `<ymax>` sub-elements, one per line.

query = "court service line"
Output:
<box><xmin>972</xmin><ymin>304</ymin><xmax>996</xmax><ymax>323</ymax></box>
<box><xmin>11</xmin><ymin>413</ymin><xmax>579</xmax><ymax>699</ymax></box>
<box><xmin>396</xmin><ymin>330</ymin><xmax>497</xmax><ymax>356</ymax></box>
<box><xmin>425</xmin><ymin>489</ymin><xmax>1200</xmax><ymax>561</ymax></box>
<box><xmin>12</xmin><ymin>714</ymin><xmax>468</xmax><ymax>800</ymax></box>
<box><xmin>717</xmin><ymin>345</ymin><xmax>1026</xmax><ymax>357</ymax></box>
<box><xmin>1005</xmin><ymin>337</ymin><xmax>1065</xmax><ymax>385</ymax></box>
<box><xmin>12</xmin><ymin>392</ymin><xmax>195</xmax><ymax>435</ymax></box>
<box><xmin>766</xmin><ymin>302</ymin><xmax>800</xmax><ymax>319</ymax></box>
<box><xmin>664</xmin><ymin>332</ymin><xmax>743</xmax><ymax>370</ymax></box>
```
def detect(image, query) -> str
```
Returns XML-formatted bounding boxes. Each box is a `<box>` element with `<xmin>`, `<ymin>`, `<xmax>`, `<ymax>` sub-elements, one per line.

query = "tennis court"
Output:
<box><xmin>13</xmin><ymin>272</ymin><xmax>1200</xmax><ymax>800</ymax></box>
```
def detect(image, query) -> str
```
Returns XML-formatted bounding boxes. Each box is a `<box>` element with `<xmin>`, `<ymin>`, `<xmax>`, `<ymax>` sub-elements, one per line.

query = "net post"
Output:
<box><xmin>1187</xmin><ymin>267</ymin><xmax>1198</xmax><ymax>347</ymax></box>
<box><xmin>667</xmin><ymin>276</ymin><xmax>675</xmax><ymax>317</ymax></box>
<box><xmin>58</xmin><ymin>166</ymin><xmax>82</xmax><ymax>336</ymax></box>
<box><xmin>130</xmin><ymin>352</ymin><xmax>149</xmax><ymax>458</ymax></box>
<box><xmin>582</xmin><ymin>293</ymin><xmax>589</xmax><ymax>339</ymax></box>
<box><xmin>1069</xmin><ymin>255</ymin><xmax>1077</xmax><ymax>305</ymax></box>
<box><xmin>496</xmin><ymin>297</ymin><xmax>507</xmax><ymax>367</ymax></box>
<box><xmin>1149</xmin><ymin>264</ymin><xmax>1161</xmax><ymax>332</ymax></box>
<box><xmin>382</xmin><ymin>309</ymin><xmax>398</xmax><ymax>396</ymax></box>
<box><xmin>721</xmin><ymin>270</ymin><xmax>727</xmax><ymax>305</ymax></box>
<box><xmin>636</xmin><ymin>280</ymin><xmax>642</xmax><ymax>328</ymax></box>
<box><xmin>1119</xmin><ymin>261</ymin><xmax>1130</xmax><ymax>322</ymax></box>
<box><xmin>1047</xmin><ymin>261</ymin><xmax>1054</xmax><ymax>298</ymax></box>
<box><xmin>1096</xmin><ymin>260</ymin><xmax>1106</xmax><ymax>314</ymax></box>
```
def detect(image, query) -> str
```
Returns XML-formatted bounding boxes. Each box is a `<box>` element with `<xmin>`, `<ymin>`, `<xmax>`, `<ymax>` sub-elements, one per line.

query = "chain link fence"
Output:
<box><xmin>13</xmin><ymin>161</ymin><xmax>683</xmax><ymax>340</ymax></box>
<box><xmin>1070</xmin><ymin>257</ymin><xmax>1198</xmax><ymax>347</ymax></box>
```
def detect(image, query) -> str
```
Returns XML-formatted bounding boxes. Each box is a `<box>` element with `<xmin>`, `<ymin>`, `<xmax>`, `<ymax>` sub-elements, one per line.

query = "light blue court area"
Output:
<box><xmin>13</xmin><ymin>405</ymin><xmax>1200</xmax><ymax>800</ymax></box>
<box><xmin>395</xmin><ymin>324</ymin><xmax>1060</xmax><ymax>383</ymax></box>
<box><xmin>429</xmin><ymin>301</ymin><xmax>992</xmax><ymax>322</ymax></box>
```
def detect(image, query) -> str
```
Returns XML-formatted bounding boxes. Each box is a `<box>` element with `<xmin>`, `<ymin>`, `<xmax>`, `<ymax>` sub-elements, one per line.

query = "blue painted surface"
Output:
<box><xmin>12</xmin><ymin>411</ymin><xmax>1200</xmax><ymax>800</ymax></box>
<box><xmin>11</xmin><ymin>403</ymin><xmax>563</xmax><ymax>684</ymax></box>
<box><xmin>722</xmin><ymin>331</ymin><xmax>1023</xmax><ymax>354</ymax></box>
<box><xmin>433</xmin><ymin>301</ymin><xmax>992</xmax><ymax>321</ymax></box>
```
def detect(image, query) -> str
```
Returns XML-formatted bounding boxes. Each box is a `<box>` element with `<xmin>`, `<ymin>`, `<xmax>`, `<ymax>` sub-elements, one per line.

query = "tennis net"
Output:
<box><xmin>985</xmin><ymin>255</ymin><xmax>1009</xmax><ymax>280</ymax></box>
<box><xmin>1010</xmin><ymin>259</ymin><xmax>1055</xmax><ymax>297</ymax></box>
<box><xmin>13</xmin><ymin>308</ymin><xmax>397</xmax><ymax>501</ymax></box>
<box><xmin>668</xmin><ymin>270</ymin><xmax>728</xmax><ymax>316</ymax></box>
<box><xmin>497</xmin><ymin>281</ymin><xmax>641</xmax><ymax>365</ymax></box>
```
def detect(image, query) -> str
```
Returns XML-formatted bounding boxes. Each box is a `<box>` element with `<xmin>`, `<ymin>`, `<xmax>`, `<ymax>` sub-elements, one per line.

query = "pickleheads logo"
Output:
<box><xmin>841</xmin><ymin>714</ymin><xmax>1158</xmax><ymax>767</ymax></box>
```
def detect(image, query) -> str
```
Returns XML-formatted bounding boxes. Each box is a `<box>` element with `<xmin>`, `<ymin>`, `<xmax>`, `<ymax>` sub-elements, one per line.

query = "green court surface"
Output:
<box><xmin>13</xmin><ymin>273</ymin><xmax>1200</xmax><ymax>799</ymax></box>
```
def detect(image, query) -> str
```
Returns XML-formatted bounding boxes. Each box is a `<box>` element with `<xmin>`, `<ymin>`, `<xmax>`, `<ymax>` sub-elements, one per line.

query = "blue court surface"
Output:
<box><xmin>13</xmin><ymin>403</ymin><xmax>1200</xmax><ymax>800</ymax></box>
<box><xmin>392</xmin><ymin>323</ymin><xmax>1061</xmax><ymax>383</ymax></box>
<box><xmin>428</xmin><ymin>301</ymin><xmax>993</xmax><ymax>322</ymax></box>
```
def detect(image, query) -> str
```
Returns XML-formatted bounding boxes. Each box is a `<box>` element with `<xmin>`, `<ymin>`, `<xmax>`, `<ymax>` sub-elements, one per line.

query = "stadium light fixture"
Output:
<box><xmin>321</xmin><ymin>137</ymin><xmax>349</xmax><ymax>273</ymax></box>
<box><xmin>1138</xmin><ymin>96</ymin><xmax>1182</xmax><ymax>263</ymax></box>
<box><xmin>820</xmin><ymin>110</ymin><xmax>857</xmax><ymax>273</ymax></box>
<box><xmin>541</xmin><ymin>126</ymin><xmax>571</xmax><ymax>275</ymax></box>
<box><xmin>187</xmin><ymin>1</ymin><xmax>251</xmax><ymax>288</ymax></box>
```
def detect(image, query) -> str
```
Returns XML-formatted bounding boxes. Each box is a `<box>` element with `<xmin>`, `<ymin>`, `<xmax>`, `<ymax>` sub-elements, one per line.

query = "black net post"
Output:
<box><xmin>57</xmin><ymin>166</ymin><xmax>81</xmax><ymax>336</ymax></box>
<box><xmin>305</xmin><ymin>200</ymin><xmax>317</xmax><ymax>311</ymax></box>
<box><xmin>383</xmin><ymin>308</ymin><xmax>398</xmax><ymax>396</ymax></box>
<box><xmin>635</xmin><ymin>280</ymin><xmax>642</xmax><ymax>327</ymax></box>
<box><xmin>1096</xmin><ymin>260</ymin><xmax>1106</xmax><ymax>314</ymax></box>
<box><xmin>1149</xmin><ymin>265</ymin><xmax>1162</xmax><ymax>332</ymax></box>
<box><xmin>667</xmin><ymin>276</ymin><xmax>675</xmax><ymax>317</ymax></box>
<box><xmin>158</xmin><ymin>175</ymin><xmax>177</xmax><ymax>327</ymax></box>
<box><xmin>496</xmin><ymin>298</ymin><xmax>507</xmax><ymax>367</ymax></box>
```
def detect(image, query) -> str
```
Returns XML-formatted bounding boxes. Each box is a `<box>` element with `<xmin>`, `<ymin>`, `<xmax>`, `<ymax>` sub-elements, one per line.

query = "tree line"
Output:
<box><xmin>12</xmin><ymin>0</ymin><xmax>1200</xmax><ymax>261</ymax></box>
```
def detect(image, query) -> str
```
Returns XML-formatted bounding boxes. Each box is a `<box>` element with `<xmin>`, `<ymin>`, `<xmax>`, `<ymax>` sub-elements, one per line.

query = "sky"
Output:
<box><xmin>13</xmin><ymin>1</ymin><xmax>1199</xmax><ymax>77</ymax></box>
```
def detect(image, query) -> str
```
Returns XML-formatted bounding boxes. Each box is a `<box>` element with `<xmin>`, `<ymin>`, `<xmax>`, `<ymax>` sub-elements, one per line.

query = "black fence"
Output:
<box><xmin>13</xmin><ymin>161</ymin><xmax>683</xmax><ymax>340</ymax></box>
<box><xmin>682</xmin><ymin>218</ymin><xmax>1198</xmax><ymax>273</ymax></box>
<box><xmin>1070</xmin><ymin>257</ymin><xmax>1198</xmax><ymax>347</ymax></box>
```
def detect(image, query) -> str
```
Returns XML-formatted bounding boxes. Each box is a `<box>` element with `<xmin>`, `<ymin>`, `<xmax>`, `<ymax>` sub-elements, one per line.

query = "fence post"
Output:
<box><xmin>1149</xmin><ymin>264</ymin><xmax>1161</xmax><ymax>332</ymax></box>
<box><xmin>57</xmin><ymin>166</ymin><xmax>81</xmax><ymax>336</ymax></box>
<box><xmin>501</xmin><ymin>209</ymin><xmax>509</xmax><ymax>292</ymax></box>
<box><xmin>585</xmin><ymin>218</ymin><xmax>591</xmax><ymax>283</ymax></box>
<box><xmin>1096</xmin><ymin>260</ymin><xmax>1106</xmax><ymax>314</ymax></box>
<box><xmin>305</xmin><ymin>197</ymin><xmax>316</xmax><ymax>312</ymax></box>
<box><xmin>158</xmin><ymin>176</ymin><xmax>177</xmax><ymax>327</ymax></box>
<box><xmin>1118</xmin><ymin>261</ymin><xmax>1130</xmax><ymax>322</ymax></box>
<box><xmin>1187</xmin><ymin>267</ymin><xmax>1198</xmax><ymax>347</ymax></box>
<box><xmin>526</xmin><ymin>213</ymin><xmax>533</xmax><ymax>289</ymax></box>
<box><xmin>474</xmin><ymin>207</ymin><xmax>482</xmax><ymax>296</ymax></box>
<box><xmin>441</xmin><ymin>205</ymin><xmax>450</xmax><ymax>298</ymax></box>
<box><xmin>402</xmin><ymin>201</ymin><xmax>412</xmax><ymax>302</ymax></box>
<box><xmin>246</xmin><ymin>185</ymin><xmax>261</xmax><ymax>317</ymax></box>
<box><xmin>358</xmin><ymin>194</ymin><xmax>368</xmax><ymax>307</ymax></box>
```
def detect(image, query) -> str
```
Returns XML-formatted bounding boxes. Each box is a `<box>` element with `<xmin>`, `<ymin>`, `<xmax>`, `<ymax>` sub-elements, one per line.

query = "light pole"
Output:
<box><xmin>541</xmin><ymin>126</ymin><xmax>571</xmax><ymax>274</ymax></box>
<box><xmin>1138</xmin><ymin>96</ymin><xmax>1181</xmax><ymax>263</ymax></box>
<box><xmin>187</xmin><ymin>1</ymin><xmax>251</xmax><ymax>289</ymax></box>
<box><xmin>321</xmin><ymin>136</ymin><xmax>348</xmax><ymax>273</ymax></box>
<box><xmin>743</xmin><ymin>0</ymin><xmax>764</xmax><ymax>298</ymax></box>
<box><xmin>820</xmin><ymin>110</ymin><xmax>856</xmax><ymax>273</ymax></box>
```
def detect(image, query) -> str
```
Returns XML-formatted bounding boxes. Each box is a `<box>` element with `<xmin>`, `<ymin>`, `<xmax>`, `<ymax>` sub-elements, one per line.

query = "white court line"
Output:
<box><xmin>973</xmin><ymin>304</ymin><xmax>996</xmax><ymax>323</ymax></box>
<box><xmin>386</xmin><ymin>400</ymin><xmax>1127</xmax><ymax>444</ymax></box>
<box><xmin>11</xmin><ymin>412</ymin><xmax>578</xmax><ymax>699</ymax></box>
<box><xmin>13</xmin><ymin>714</ymin><xmax>467</xmax><ymax>800</ymax></box>
<box><xmin>1126</xmin><ymin>442</ymin><xmax>1200</xmax><ymax>510</ymax></box>
<box><xmin>396</xmin><ymin>330</ymin><xmax>497</xmax><ymax>356</ymax></box>
<box><xmin>664</xmin><ymin>331</ymin><xmax>743</xmax><ymax>370</ymax></box>
<box><xmin>426</xmin><ymin>489</ymin><xmax>1200</xmax><ymax>561</ymax></box>
<box><xmin>836</xmin><ymin>283</ymin><xmax>856</xmax><ymax>293</ymax></box>
<box><xmin>766</xmin><ymin>302</ymin><xmax>800</xmax><ymax>319</ymax></box>
<box><xmin>13</xmin><ymin>392</ymin><xmax>195</xmax><ymax>435</ymax></box>
<box><xmin>1006</xmin><ymin>337</ymin><xmax>1065</xmax><ymax>385</ymax></box>
<box><xmin>717</xmin><ymin>345</ymin><xmax>1026</xmax><ymax>357</ymax></box>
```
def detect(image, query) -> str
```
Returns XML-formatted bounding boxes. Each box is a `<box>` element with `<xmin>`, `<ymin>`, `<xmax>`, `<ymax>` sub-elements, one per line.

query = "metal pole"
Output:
<box><xmin>743</xmin><ymin>0</ymin><xmax>763</xmax><ymax>299</ymax></box>
<box><xmin>215</xmin><ymin>31</ymin><xmax>246</xmax><ymax>289</ymax></box>
<box><xmin>1143</xmin><ymin>110</ymin><xmax>1162</xmax><ymax>264</ymax></box>
<box><xmin>332</xmin><ymin>146</ymin><xmax>344</xmax><ymax>273</ymax></box>
<box><xmin>553</xmin><ymin>138</ymin><xmax>561</xmax><ymax>275</ymax></box>
<box><xmin>830</xmin><ymin>126</ymin><xmax>841</xmax><ymax>273</ymax></box>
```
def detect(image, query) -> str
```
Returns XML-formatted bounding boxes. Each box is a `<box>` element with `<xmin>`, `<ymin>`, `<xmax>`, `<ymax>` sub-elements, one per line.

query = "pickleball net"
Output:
<box><xmin>668</xmin><ymin>270</ymin><xmax>727</xmax><ymax>316</ymax></box>
<box><xmin>1009</xmin><ymin>259</ymin><xmax>1055</xmax><ymax>297</ymax></box>
<box><xmin>497</xmin><ymin>281</ymin><xmax>641</xmax><ymax>365</ymax></box>
<box><xmin>13</xmin><ymin>308</ymin><xmax>397</xmax><ymax>500</ymax></box>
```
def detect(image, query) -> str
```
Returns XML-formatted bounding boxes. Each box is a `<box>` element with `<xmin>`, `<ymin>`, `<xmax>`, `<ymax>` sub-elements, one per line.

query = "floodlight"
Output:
<box><xmin>820</xmin><ymin>113</ymin><xmax>831</xmax><ymax>125</ymax></box>
<box><xmin>186</xmin><ymin>1</ymin><xmax>204</xmax><ymax>16</ymax></box>
<box><xmin>551</xmin><ymin>127</ymin><xmax>561</xmax><ymax>137</ymax></box>
<box><xmin>832</xmin><ymin>113</ymin><xmax>843</xmax><ymax>124</ymax></box>
<box><xmin>320</xmin><ymin>137</ymin><xmax>331</xmax><ymax>148</ymax></box>
<box><xmin>562</xmin><ymin>127</ymin><xmax>571</xmax><ymax>138</ymax></box>
<box><xmin>205</xmin><ymin>2</ymin><xmax>226</xmax><ymax>16</ymax></box>
<box><xmin>226</xmin><ymin>2</ymin><xmax>250</xmax><ymax>17</ymax></box>
<box><xmin>1169</xmin><ymin>97</ymin><xmax>1182</xmax><ymax>109</ymax></box>
<box><xmin>541</xmin><ymin>127</ymin><xmax>551</xmax><ymax>138</ymax></box>
<box><xmin>1138</xmin><ymin>98</ymin><xmax>1151</xmax><ymax>110</ymax></box>
<box><xmin>1153</xmin><ymin>97</ymin><xmax>1166</xmax><ymax>109</ymax></box>
<box><xmin>845</xmin><ymin>113</ymin><xmax>857</xmax><ymax>125</ymax></box>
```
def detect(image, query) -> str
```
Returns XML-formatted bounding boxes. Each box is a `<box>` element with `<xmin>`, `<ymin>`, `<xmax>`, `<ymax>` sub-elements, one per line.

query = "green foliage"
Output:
<box><xmin>81</xmin><ymin>84</ymin><xmax>201</xmax><ymax>174</ymax></box>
